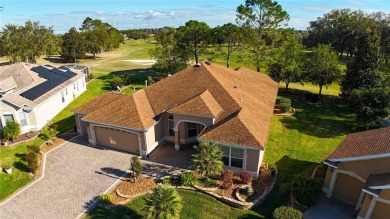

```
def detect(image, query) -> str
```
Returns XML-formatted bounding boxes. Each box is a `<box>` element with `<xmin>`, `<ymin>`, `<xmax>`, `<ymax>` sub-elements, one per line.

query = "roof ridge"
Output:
<box><xmin>236</xmin><ymin>112</ymin><xmax>264</xmax><ymax>149</ymax></box>
<box><xmin>201</xmin><ymin>63</ymin><xmax>242</xmax><ymax>112</ymax></box>
<box><xmin>132</xmin><ymin>90</ymin><xmax>146</xmax><ymax>128</ymax></box>
<box><xmin>198</xmin><ymin>90</ymin><xmax>220</xmax><ymax>116</ymax></box>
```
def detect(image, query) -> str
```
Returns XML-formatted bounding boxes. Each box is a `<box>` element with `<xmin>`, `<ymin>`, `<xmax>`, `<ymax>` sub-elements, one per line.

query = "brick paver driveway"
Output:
<box><xmin>0</xmin><ymin>136</ymin><xmax>133</xmax><ymax>219</ymax></box>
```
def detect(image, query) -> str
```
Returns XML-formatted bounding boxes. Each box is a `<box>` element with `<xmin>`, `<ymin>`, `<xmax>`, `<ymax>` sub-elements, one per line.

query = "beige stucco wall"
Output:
<box><xmin>371</xmin><ymin>200</ymin><xmax>390</xmax><ymax>219</ymax></box>
<box><xmin>246</xmin><ymin>148</ymin><xmax>261</xmax><ymax>173</ymax></box>
<box><xmin>0</xmin><ymin>100</ymin><xmax>38</xmax><ymax>133</ymax></box>
<box><xmin>332</xmin><ymin>173</ymin><xmax>364</xmax><ymax>206</ymax></box>
<box><xmin>379</xmin><ymin>189</ymin><xmax>390</xmax><ymax>200</ymax></box>
<box><xmin>358</xmin><ymin>194</ymin><xmax>371</xmax><ymax>218</ymax></box>
<box><xmin>323</xmin><ymin>166</ymin><xmax>332</xmax><ymax>189</ymax></box>
<box><xmin>95</xmin><ymin>126</ymin><xmax>139</xmax><ymax>153</ymax></box>
<box><xmin>173</xmin><ymin>113</ymin><xmax>213</xmax><ymax>130</ymax></box>
<box><xmin>338</xmin><ymin>157</ymin><xmax>390</xmax><ymax>179</ymax></box>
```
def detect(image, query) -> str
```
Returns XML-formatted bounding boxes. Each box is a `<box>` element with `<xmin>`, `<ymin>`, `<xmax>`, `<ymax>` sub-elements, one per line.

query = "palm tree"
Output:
<box><xmin>191</xmin><ymin>141</ymin><xmax>223</xmax><ymax>177</ymax></box>
<box><xmin>144</xmin><ymin>185</ymin><xmax>182</xmax><ymax>219</ymax></box>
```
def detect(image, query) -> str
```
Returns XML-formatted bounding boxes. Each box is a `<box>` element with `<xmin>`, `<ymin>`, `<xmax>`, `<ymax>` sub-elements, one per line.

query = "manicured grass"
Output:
<box><xmin>87</xmin><ymin>189</ymin><xmax>263</xmax><ymax>219</ymax></box>
<box><xmin>280</xmin><ymin>82</ymin><xmax>341</xmax><ymax>97</ymax></box>
<box><xmin>0</xmin><ymin>129</ymin><xmax>51</xmax><ymax>201</ymax></box>
<box><xmin>253</xmin><ymin>91</ymin><xmax>361</xmax><ymax>217</ymax></box>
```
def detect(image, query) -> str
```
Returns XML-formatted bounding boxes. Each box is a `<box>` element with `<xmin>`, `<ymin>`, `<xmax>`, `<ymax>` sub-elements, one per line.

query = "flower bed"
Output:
<box><xmin>109</xmin><ymin>176</ymin><xmax>156</xmax><ymax>204</ymax></box>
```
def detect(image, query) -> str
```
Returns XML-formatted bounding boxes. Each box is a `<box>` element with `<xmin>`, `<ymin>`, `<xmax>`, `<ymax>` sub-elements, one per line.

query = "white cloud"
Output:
<box><xmin>96</xmin><ymin>10</ymin><xmax>105</xmax><ymax>16</ymax></box>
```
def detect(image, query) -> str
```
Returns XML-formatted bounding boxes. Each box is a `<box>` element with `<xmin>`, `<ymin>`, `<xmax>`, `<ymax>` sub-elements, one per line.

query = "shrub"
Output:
<box><xmin>147</xmin><ymin>76</ymin><xmax>155</xmax><ymax>85</ymax></box>
<box><xmin>99</xmin><ymin>193</ymin><xmax>113</xmax><ymax>204</ymax></box>
<box><xmin>279</xmin><ymin>98</ymin><xmax>291</xmax><ymax>112</ymax></box>
<box><xmin>110</xmin><ymin>76</ymin><xmax>123</xmax><ymax>90</ymax></box>
<box><xmin>260</xmin><ymin>165</ymin><xmax>271</xmax><ymax>176</ymax></box>
<box><xmin>240</xmin><ymin>172</ymin><xmax>252</xmax><ymax>184</ymax></box>
<box><xmin>181</xmin><ymin>172</ymin><xmax>197</xmax><ymax>187</ymax></box>
<box><xmin>2</xmin><ymin>120</ymin><xmax>21</xmax><ymax>141</ymax></box>
<box><xmin>27</xmin><ymin>144</ymin><xmax>40</xmax><ymax>154</ymax></box>
<box><xmin>221</xmin><ymin>169</ymin><xmax>233</xmax><ymax>189</ymax></box>
<box><xmin>273</xmin><ymin>206</ymin><xmax>303</xmax><ymax>219</ymax></box>
<box><xmin>131</xmin><ymin>156</ymin><xmax>143</xmax><ymax>178</ymax></box>
<box><xmin>205</xmin><ymin>178</ymin><xmax>218</xmax><ymax>187</ymax></box>
<box><xmin>89</xmin><ymin>73</ymin><xmax>94</xmax><ymax>80</ymax></box>
<box><xmin>121</xmin><ymin>74</ymin><xmax>133</xmax><ymax>85</ymax></box>
<box><xmin>161</xmin><ymin>177</ymin><xmax>170</xmax><ymax>185</ymax></box>
<box><xmin>291</xmin><ymin>174</ymin><xmax>322</xmax><ymax>206</ymax></box>
<box><xmin>49</xmin><ymin>124</ymin><xmax>58</xmax><ymax>138</ymax></box>
<box><xmin>25</xmin><ymin>153</ymin><xmax>39</xmax><ymax>173</ymax></box>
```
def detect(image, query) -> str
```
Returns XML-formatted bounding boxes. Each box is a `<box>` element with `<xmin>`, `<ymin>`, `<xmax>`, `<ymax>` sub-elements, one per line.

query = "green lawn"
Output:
<box><xmin>87</xmin><ymin>189</ymin><xmax>263</xmax><ymax>219</ymax></box>
<box><xmin>0</xmin><ymin>129</ymin><xmax>51</xmax><ymax>201</ymax></box>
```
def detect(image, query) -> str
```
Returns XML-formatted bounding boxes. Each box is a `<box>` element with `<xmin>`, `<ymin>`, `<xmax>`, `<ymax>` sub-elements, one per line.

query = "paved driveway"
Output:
<box><xmin>0</xmin><ymin>136</ymin><xmax>133</xmax><ymax>219</ymax></box>
<box><xmin>304</xmin><ymin>196</ymin><xmax>358</xmax><ymax>219</ymax></box>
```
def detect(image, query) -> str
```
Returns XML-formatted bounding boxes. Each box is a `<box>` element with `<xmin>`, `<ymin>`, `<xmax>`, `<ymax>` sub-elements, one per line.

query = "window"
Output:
<box><xmin>3</xmin><ymin>114</ymin><xmax>14</xmax><ymax>122</ymax></box>
<box><xmin>19</xmin><ymin>112</ymin><xmax>27</xmax><ymax>126</ymax></box>
<box><xmin>61</xmin><ymin>91</ymin><xmax>65</xmax><ymax>103</ymax></box>
<box><xmin>187</xmin><ymin>123</ymin><xmax>198</xmax><ymax>137</ymax></box>
<box><xmin>65</xmin><ymin>88</ymin><xmax>68</xmax><ymax>95</ymax></box>
<box><xmin>168</xmin><ymin>115</ymin><xmax>174</xmax><ymax>136</ymax></box>
<box><xmin>82</xmin><ymin>77</ymin><xmax>85</xmax><ymax>87</ymax></box>
<box><xmin>73</xmin><ymin>83</ymin><xmax>75</xmax><ymax>90</ymax></box>
<box><xmin>219</xmin><ymin>146</ymin><xmax>244</xmax><ymax>169</ymax></box>
<box><xmin>76</xmin><ymin>82</ymin><xmax>79</xmax><ymax>91</ymax></box>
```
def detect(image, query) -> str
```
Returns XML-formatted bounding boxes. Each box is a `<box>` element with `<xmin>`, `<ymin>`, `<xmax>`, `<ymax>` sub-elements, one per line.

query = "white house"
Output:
<box><xmin>0</xmin><ymin>62</ymin><xmax>87</xmax><ymax>134</ymax></box>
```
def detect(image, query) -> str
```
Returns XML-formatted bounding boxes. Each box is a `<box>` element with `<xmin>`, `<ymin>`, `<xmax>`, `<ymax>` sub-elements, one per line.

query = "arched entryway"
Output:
<box><xmin>174</xmin><ymin>120</ymin><xmax>206</xmax><ymax>151</ymax></box>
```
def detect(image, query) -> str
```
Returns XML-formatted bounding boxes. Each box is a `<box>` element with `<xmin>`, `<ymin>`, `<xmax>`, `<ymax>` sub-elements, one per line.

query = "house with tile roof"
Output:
<box><xmin>322</xmin><ymin>127</ymin><xmax>390</xmax><ymax>219</ymax></box>
<box><xmin>0</xmin><ymin>62</ymin><xmax>87</xmax><ymax>134</ymax></box>
<box><xmin>72</xmin><ymin>62</ymin><xmax>278</xmax><ymax>177</ymax></box>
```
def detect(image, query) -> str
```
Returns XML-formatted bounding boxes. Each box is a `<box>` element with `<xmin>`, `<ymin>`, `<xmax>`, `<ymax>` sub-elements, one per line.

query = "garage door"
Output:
<box><xmin>95</xmin><ymin>126</ymin><xmax>139</xmax><ymax>153</ymax></box>
<box><xmin>333</xmin><ymin>173</ymin><xmax>364</xmax><ymax>206</ymax></box>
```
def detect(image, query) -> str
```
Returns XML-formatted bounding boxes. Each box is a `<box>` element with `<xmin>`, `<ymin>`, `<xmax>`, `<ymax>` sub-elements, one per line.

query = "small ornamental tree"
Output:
<box><xmin>273</xmin><ymin>206</ymin><xmax>303</xmax><ymax>219</ymax></box>
<box><xmin>110</xmin><ymin>76</ymin><xmax>123</xmax><ymax>90</ymax></box>
<box><xmin>2</xmin><ymin>120</ymin><xmax>21</xmax><ymax>141</ymax></box>
<box><xmin>144</xmin><ymin>185</ymin><xmax>183</xmax><ymax>219</ymax></box>
<box><xmin>279</xmin><ymin>98</ymin><xmax>291</xmax><ymax>112</ymax></box>
<box><xmin>191</xmin><ymin>141</ymin><xmax>223</xmax><ymax>178</ymax></box>
<box><xmin>291</xmin><ymin>174</ymin><xmax>322</xmax><ymax>206</ymax></box>
<box><xmin>180</xmin><ymin>172</ymin><xmax>197</xmax><ymax>187</ymax></box>
<box><xmin>131</xmin><ymin>156</ymin><xmax>143</xmax><ymax>182</ymax></box>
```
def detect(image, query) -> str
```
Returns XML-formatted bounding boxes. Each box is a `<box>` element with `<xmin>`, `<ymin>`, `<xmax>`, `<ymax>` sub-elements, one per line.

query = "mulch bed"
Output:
<box><xmin>110</xmin><ymin>176</ymin><xmax>156</xmax><ymax>204</ymax></box>
<box><xmin>274</xmin><ymin>105</ymin><xmax>295</xmax><ymax>115</ymax></box>
<box><xmin>2</xmin><ymin>131</ymin><xmax>40</xmax><ymax>146</ymax></box>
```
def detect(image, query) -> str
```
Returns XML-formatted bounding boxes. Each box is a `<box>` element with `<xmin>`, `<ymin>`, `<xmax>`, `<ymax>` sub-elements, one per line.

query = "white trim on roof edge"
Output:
<box><xmin>197</xmin><ymin>138</ymin><xmax>263</xmax><ymax>150</ymax></box>
<box><xmin>362</xmin><ymin>188</ymin><xmax>379</xmax><ymax>198</ymax></box>
<box><xmin>323</xmin><ymin>160</ymin><xmax>339</xmax><ymax>168</ymax></box>
<box><xmin>328</xmin><ymin>153</ymin><xmax>390</xmax><ymax>162</ymax></box>
<box><xmin>369</xmin><ymin>185</ymin><xmax>390</xmax><ymax>190</ymax></box>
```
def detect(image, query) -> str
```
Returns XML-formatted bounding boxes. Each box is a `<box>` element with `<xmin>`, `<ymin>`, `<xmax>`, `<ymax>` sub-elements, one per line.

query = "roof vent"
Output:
<box><xmin>194</xmin><ymin>63</ymin><xmax>201</xmax><ymax>67</ymax></box>
<box><xmin>234</xmin><ymin>85</ymin><xmax>239</xmax><ymax>89</ymax></box>
<box><xmin>205</xmin><ymin>60</ymin><xmax>211</xmax><ymax>65</ymax></box>
<box><xmin>168</xmin><ymin>74</ymin><xmax>172</xmax><ymax>77</ymax></box>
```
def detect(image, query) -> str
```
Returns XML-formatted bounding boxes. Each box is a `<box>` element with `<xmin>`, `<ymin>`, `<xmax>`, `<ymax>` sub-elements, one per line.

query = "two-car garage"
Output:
<box><xmin>94</xmin><ymin>126</ymin><xmax>140</xmax><ymax>154</ymax></box>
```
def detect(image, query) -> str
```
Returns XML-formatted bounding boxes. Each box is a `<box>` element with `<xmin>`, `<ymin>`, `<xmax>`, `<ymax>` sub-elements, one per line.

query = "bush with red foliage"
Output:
<box><xmin>240</xmin><ymin>171</ymin><xmax>252</xmax><ymax>184</ymax></box>
<box><xmin>221</xmin><ymin>169</ymin><xmax>233</xmax><ymax>189</ymax></box>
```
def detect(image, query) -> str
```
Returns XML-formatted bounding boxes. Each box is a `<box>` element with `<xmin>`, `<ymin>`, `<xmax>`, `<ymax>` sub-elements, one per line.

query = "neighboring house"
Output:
<box><xmin>323</xmin><ymin>127</ymin><xmax>390</xmax><ymax>219</ymax></box>
<box><xmin>0</xmin><ymin>62</ymin><xmax>87</xmax><ymax>134</ymax></box>
<box><xmin>72</xmin><ymin>62</ymin><xmax>278</xmax><ymax>177</ymax></box>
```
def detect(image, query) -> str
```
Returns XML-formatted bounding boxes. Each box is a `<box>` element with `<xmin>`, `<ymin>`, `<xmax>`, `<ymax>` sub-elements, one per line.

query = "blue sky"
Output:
<box><xmin>0</xmin><ymin>0</ymin><xmax>389</xmax><ymax>33</ymax></box>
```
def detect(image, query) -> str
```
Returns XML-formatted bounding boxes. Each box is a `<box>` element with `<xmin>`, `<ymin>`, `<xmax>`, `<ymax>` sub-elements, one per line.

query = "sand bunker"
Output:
<box><xmin>122</xmin><ymin>59</ymin><xmax>156</xmax><ymax>65</ymax></box>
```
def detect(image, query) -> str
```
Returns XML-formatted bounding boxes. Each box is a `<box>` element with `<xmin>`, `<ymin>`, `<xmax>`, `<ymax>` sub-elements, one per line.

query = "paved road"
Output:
<box><xmin>0</xmin><ymin>136</ymin><xmax>133</xmax><ymax>219</ymax></box>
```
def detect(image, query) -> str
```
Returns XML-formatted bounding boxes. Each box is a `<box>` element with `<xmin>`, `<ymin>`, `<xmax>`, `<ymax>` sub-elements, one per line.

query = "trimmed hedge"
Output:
<box><xmin>273</xmin><ymin>206</ymin><xmax>303</xmax><ymax>219</ymax></box>
<box><xmin>291</xmin><ymin>174</ymin><xmax>322</xmax><ymax>206</ymax></box>
<box><xmin>279</xmin><ymin>98</ymin><xmax>291</xmax><ymax>112</ymax></box>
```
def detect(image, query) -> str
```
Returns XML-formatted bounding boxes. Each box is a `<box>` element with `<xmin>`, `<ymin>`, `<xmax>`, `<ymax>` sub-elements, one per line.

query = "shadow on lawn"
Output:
<box><xmin>98</xmin><ymin>68</ymin><xmax>156</xmax><ymax>91</ymax></box>
<box><xmin>253</xmin><ymin>156</ymin><xmax>318</xmax><ymax>218</ymax></box>
<box><xmin>87</xmin><ymin>204</ymin><xmax>143</xmax><ymax>219</ymax></box>
<box><xmin>278</xmin><ymin>92</ymin><xmax>359</xmax><ymax>138</ymax></box>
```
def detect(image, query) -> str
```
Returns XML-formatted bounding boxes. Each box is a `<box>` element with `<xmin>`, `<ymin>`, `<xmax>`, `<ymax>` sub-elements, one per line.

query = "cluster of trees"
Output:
<box><xmin>121</xmin><ymin>29</ymin><xmax>150</xmax><ymax>40</ymax></box>
<box><xmin>0</xmin><ymin>17</ymin><xmax>123</xmax><ymax>63</ymax></box>
<box><xmin>61</xmin><ymin>17</ymin><xmax>124</xmax><ymax>62</ymax></box>
<box><xmin>0</xmin><ymin>21</ymin><xmax>60</xmax><ymax>63</ymax></box>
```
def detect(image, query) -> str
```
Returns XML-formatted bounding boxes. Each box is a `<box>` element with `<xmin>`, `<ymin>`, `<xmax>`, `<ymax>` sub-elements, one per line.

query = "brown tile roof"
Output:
<box><xmin>72</xmin><ymin>93</ymin><xmax>126</xmax><ymax>114</ymax></box>
<box><xmin>365</xmin><ymin>173</ymin><xmax>390</xmax><ymax>188</ymax></box>
<box><xmin>77</xmin><ymin>62</ymin><xmax>279</xmax><ymax>149</ymax></box>
<box><xmin>327</xmin><ymin>127</ymin><xmax>390</xmax><ymax>161</ymax></box>
<box><xmin>82</xmin><ymin>90</ymin><xmax>156</xmax><ymax>130</ymax></box>
<box><xmin>169</xmin><ymin>90</ymin><xmax>223</xmax><ymax>118</ymax></box>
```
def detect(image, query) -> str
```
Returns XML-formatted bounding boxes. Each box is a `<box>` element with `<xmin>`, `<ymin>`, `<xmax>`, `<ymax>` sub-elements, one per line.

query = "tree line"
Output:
<box><xmin>0</xmin><ymin>17</ymin><xmax>124</xmax><ymax>63</ymax></box>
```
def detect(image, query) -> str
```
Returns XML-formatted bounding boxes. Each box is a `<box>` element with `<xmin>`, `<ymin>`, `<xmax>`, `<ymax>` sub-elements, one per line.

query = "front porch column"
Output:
<box><xmin>174</xmin><ymin>127</ymin><xmax>180</xmax><ymax>151</ymax></box>
<box><xmin>364</xmin><ymin>197</ymin><xmax>378</xmax><ymax>219</ymax></box>
<box><xmin>356</xmin><ymin>190</ymin><xmax>365</xmax><ymax>210</ymax></box>
<box><xmin>90</xmin><ymin>124</ymin><xmax>97</xmax><ymax>145</ymax></box>
<box><xmin>327</xmin><ymin>169</ymin><xmax>338</xmax><ymax>198</ymax></box>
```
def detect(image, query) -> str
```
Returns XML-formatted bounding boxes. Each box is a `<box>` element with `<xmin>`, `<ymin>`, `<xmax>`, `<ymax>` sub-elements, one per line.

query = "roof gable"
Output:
<box><xmin>169</xmin><ymin>90</ymin><xmax>223</xmax><ymax>118</ymax></box>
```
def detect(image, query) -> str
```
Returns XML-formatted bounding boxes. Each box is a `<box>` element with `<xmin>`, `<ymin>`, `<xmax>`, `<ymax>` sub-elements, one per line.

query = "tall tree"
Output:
<box><xmin>348</xmin><ymin>88</ymin><xmax>390</xmax><ymax>130</ymax></box>
<box><xmin>144</xmin><ymin>185</ymin><xmax>182</xmax><ymax>219</ymax></box>
<box><xmin>236</xmin><ymin>0</ymin><xmax>289</xmax><ymax>72</ymax></box>
<box><xmin>268</xmin><ymin>29</ymin><xmax>305</xmax><ymax>91</ymax></box>
<box><xmin>341</xmin><ymin>29</ymin><xmax>383</xmax><ymax>97</ymax></box>
<box><xmin>45</xmin><ymin>34</ymin><xmax>62</xmax><ymax>58</ymax></box>
<box><xmin>149</xmin><ymin>27</ymin><xmax>190</xmax><ymax>76</ymax></box>
<box><xmin>176</xmin><ymin>20</ymin><xmax>210</xmax><ymax>64</ymax></box>
<box><xmin>211</xmin><ymin>23</ymin><xmax>243</xmax><ymax>68</ymax></box>
<box><xmin>305</xmin><ymin>44</ymin><xmax>341</xmax><ymax>98</ymax></box>
<box><xmin>61</xmin><ymin>27</ymin><xmax>86</xmax><ymax>62</ymax></box>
